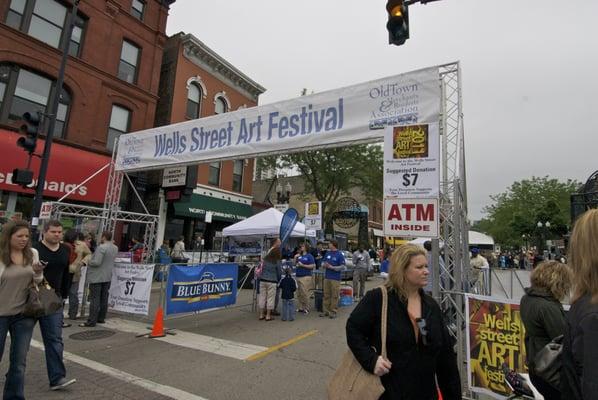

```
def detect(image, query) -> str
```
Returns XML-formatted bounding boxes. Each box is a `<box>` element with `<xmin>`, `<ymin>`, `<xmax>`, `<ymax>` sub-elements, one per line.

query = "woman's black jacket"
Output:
<box><xmin>346</xmin><ymin>287</ymin><xmax>461</xmax><ymax>400</ymax></box>
<box><xmin>561</xmin><ymin>293</ymin><xmax>598</xmax><ymax>400</ymax></box>
<box><xmin>519</xmin><ymin>287</ymin><xmax>566</xmax><ymax>371</ymax></box>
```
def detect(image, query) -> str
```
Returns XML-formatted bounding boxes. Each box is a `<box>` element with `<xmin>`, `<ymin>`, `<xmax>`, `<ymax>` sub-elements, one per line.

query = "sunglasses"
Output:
<box><xmin>415</xmin><ymin>318</ymin><xmax>429</xmax><ymax>346</ymax></box>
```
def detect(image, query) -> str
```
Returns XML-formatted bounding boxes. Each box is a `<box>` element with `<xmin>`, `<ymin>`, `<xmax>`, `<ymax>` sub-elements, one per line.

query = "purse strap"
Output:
<box><xmin>380</xmin><ymin>286</ymin><xmax>388</xmax><ymax>358</ymax></box>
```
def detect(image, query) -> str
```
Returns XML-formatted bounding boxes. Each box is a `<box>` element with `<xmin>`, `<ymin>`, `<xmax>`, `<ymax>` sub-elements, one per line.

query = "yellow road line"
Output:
<box><xmin>245</xmin><ymin>329</ymin><xmax>318</xmax><ymax>361</ymax></box>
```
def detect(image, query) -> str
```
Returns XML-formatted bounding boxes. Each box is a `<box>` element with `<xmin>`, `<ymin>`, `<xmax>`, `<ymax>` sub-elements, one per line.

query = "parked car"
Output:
<box><xmin>339</xmin><ymin>250</ymin><xmax>374</xmax><ymax>281</ymax></box>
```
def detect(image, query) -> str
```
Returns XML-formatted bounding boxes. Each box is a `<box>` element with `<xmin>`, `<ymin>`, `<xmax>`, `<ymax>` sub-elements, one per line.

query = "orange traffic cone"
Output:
<box><xmin>149</xmin><ymin>306</ymin><xmax>166</xmax><ymax>338</ymax></box>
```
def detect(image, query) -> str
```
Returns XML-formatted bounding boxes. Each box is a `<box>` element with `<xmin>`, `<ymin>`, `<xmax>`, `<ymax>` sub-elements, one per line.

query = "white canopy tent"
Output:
<box><xmin>407</xmin><ymin>231</ymin><xmax>494</xmax><ymax>249</ymax></box>
<box><xmin>222</xmin><ymin>207</ymin><xmax>314</xmax><ymax>238</ymax></box>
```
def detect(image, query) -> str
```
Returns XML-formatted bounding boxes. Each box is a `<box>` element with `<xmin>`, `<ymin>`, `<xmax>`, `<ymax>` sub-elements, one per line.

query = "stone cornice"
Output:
<box><xmin>178</xmin><ymin>33</ymin><xmax>266</xmax><ymax>102</ymax></box>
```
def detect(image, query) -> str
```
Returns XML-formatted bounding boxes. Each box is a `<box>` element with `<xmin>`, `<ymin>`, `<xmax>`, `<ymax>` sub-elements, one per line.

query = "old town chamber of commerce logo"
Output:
<box><xmin>171</xmin><ymin>271</ymin><xmax>234</xmax><ymax>303</ymax></box>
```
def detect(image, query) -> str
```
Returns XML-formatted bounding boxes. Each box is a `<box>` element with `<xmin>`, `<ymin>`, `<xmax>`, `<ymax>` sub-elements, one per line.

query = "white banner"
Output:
<box><xmin>383</xmin><ymin>123</ymin><xmax>440</xmax><ymax>198</ymax></box>
<box><xmin>116</xmin><ymin>67</ymin><xmax>441</xmax><ymax>171</ymax></box>
<box><xmin>304</xmin><ymin>201</ymin><xmax>322</xmax><ymax>230</ymax></box>
<box><xmin>108</xmin><ymin>263</ymin><xmax>154</xmax><ymax>315</ymax></box>
<box><xmin>384</xmin><ymin>198</ymin><xmax>439</xmax><ymax>238</ymax></box>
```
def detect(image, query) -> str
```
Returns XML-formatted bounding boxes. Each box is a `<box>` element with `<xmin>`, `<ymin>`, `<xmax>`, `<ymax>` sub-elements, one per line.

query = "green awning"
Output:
<box><xmin>173</xmin><ymin>194</ymin><xmax>253</xmax><ymax>222</ymax></box>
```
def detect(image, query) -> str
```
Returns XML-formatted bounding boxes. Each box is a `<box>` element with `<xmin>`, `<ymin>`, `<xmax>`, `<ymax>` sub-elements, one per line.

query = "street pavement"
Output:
<box><xmin>1</xmin><ymin>277</ymin><xmax>386</xmax><ymax>400</ymax></box>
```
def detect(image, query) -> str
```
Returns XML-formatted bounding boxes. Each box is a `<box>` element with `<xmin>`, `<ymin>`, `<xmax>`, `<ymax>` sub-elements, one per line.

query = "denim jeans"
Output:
<box><xmin>88</xmin><ymin>282</ymin><xmax>111</xmax><ymax>325</ymax></box>
<box><xmin>281</xmin><ymin>299</ymin><xmax>295</xmax><ymax>321</ymax></box>
<box><xmin>37</xmin><ymin>308</ymin><xmax>66</xmax><ymax>386</ymax></box>
<box><xmin>0</xmin><ymin>314</ymin><xmax>36</xmax><ymax>400</ymax></box>
<box><xmin>68</xmin><ymin>279</ymin><xmax>80</xmax><ymax>319</ymax></box>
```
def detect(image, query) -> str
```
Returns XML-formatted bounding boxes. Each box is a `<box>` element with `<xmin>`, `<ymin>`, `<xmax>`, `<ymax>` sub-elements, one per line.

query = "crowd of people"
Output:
<box><xmin>0</xmin><ymin>219</ymin><xmax>118</xmax><ymax>398</ymax></box>
<box><xmin>3</xmin><ymin>207</ymin><xmax>598</xmax><ymax>399</ymax></box>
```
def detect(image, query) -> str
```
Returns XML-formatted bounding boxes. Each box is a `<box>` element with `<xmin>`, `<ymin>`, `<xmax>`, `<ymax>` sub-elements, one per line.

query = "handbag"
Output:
<box><xmin>532</xmin><ymin>334</ymin><xmax>563</xmax><ymax>389</ymax></box>
<box><xmin>254</xmin><ymin>261</ymin><xmax>264</xmax><ymax>279</ymax></box>
<box><xmin>327</xmin><ymin>286</ymin><xmax>388</xmax><ymax>400</ymax></box>
<box><xmin>23</xmin><ymin>279</ymin><xmax>63</xmax><ymax>318</ymax></box>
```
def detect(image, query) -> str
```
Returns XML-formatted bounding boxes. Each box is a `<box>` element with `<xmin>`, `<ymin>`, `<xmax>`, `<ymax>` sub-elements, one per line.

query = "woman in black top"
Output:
<box><xmin>520</xmin><ymin>260</ymin><xmax>571</xmax><ymax>400</ymax></box>
<box><xmin>562</xmin><ymin>209</ymin><xmax>598</xmax><ymax>399</ymax></box>
<box><xmin>346</xmin><ymin>244</ymin><xmax>461</xmax><ymax>400</ymax></box>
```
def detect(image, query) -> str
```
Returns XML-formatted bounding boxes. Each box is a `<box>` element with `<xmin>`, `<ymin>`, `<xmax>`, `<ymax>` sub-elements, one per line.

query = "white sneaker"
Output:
<box><xmin>50</xmin><ymin>378</ymin><xmax>76</xmax><ymax>391</ymax></box>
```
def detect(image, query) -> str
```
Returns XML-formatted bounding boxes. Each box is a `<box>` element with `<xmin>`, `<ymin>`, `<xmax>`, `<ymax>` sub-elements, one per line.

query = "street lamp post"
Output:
<box><xmin>275</xmin><ymin>181</ymin><xmax>292</xmax><ymax>204</ymax></box>
<box><xmin>536</xmin><ymin>221</ymin><xmax>551</xmax><ymax>253</ymax></box>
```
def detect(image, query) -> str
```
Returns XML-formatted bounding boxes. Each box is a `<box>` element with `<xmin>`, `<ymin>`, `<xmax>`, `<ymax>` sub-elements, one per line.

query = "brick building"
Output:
<box><xmin>155</xmin><ymin>32</ymin><xmax>265</xmax><ymax>250</ymax></box>
<box><xmin>0</xmin><ymin>0</ymin><xmax>175</xmax><ymax>223</ymax></box>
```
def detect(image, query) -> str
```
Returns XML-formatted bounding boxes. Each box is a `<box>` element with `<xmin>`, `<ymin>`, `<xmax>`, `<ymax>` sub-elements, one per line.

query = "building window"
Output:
<box><xmin>9</xmin><ymin>68</ymin><xmax>52</xmax><ymax>121</ymax></box>
<box><xmin>29</xmin><ymin>0</ymin><xmax>67</xmax><ymax>48</ymax></box>
<box><xmin>131</xmin><ymin>0</ymin><xmax>145</xmax><ymax>20</ymax></box>
<box><xmin>186</xmin><ymin>84</ymin><xmax>201</xmax><ymax>119</ymax></box>
<box><xmin>107</xmin><ymin>105</ymin><xmax>131</xmax><ymax>151</ymax></box>
<box><xmin>54</xmin><ymin>88</ymin><xmax>70</xmax><ymax>139</ymax></box>
<box><xmin>208</xmin><ymin>162</ymin><xmax>220</xmax><ymax>186</ymax></box>
<box><xmin>232</xmin><ymin>160</ymin><xmax>244</xmax><ymax>192</ymax></box>
<box><xmin>214</xmin><ymin>97</ymin><xmax>227</xmax><ymax>114</ymax></box>
<box><xmin>68</xmin><ymin>16</ymin><xmax>86</xmax><ymax>57</ymax></box>
<box><xmin>6</xmin><ymin>0</ymin><xmax>26</xmax><ymax>29</ymax></box>
<box><xmin>0</xmin><ymin>64</ymin><xmax>71</xmax><ymax>138</ymax></box>
<box><xmin>118</xmin><ymin>40</ymin><xmax>140</xmax><ymax>84</ymax></box>
<box><xmin>5</xmin><ymin>0</ymin><xmax>86</xmax><ymax>55</ymax></box>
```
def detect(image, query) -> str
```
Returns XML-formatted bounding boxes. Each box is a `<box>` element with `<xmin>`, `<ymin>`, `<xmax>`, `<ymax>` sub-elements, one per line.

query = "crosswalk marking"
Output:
<box><xmin>102</xmin><ymin>318</ymin><xmax>268</xmax><ymax>360</ymax></box>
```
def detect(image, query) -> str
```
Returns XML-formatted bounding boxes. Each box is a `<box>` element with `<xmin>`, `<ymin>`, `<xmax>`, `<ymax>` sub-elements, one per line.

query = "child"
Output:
<box><xmin>279</xmin><ymin>267</ymin><xmax>297</xmax><ymax>321</ymax></box>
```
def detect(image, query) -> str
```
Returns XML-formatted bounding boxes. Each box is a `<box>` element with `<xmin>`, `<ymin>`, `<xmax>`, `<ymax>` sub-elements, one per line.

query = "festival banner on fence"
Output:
<box><xmin>166</xmin><ymin>263</ymin><xmax>238</xmax><ymax>315</ymax></box>
<box><xmin>108</xmin><ymin>263</ymin><xmax>154</xmax><ymax>315</ymax></box>
<box><xmin>466</xmin><ymin>294</ymin><xmax>527</xmax><ymax>399</ymax></box>
<box><xmin>228</xmin><ymin>236</ymin><xmax>262</xmax><ymax>255</ymax></box>
<box><xmin>383</xmin><ymin>122</ymin><xmax>440</xmax><ymax>198</ymax></box>
<box><xmin>115</xmin><ymin>67</ymin><xmax>441</xmax><ymax>171</ymax></box>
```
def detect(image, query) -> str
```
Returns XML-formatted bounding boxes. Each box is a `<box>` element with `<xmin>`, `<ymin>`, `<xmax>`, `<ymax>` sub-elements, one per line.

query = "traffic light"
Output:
<box><xmin>11</xmin><ymin>169</ymin><xmax>33</xmax><ymax>186</ymax></box>
<box><xmin>387</xmin><ymin>0</ymin><xmax>410</xmax><ymax>46</ymax></box>
<box><xmin>17</xmin><ymin>111</ymin><xmax>41</xmax><ymax>154</ymax></box>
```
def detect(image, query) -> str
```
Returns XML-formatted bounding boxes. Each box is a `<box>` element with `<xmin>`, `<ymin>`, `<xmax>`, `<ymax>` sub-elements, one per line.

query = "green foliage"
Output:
<box><xmin>475</xmin><ymin>176</ymin><xmax>580</xmax><ymax>248</ymax></box>
<box><xmin>256</xmin><ymin>144</ymin><xmax>383</xmax><ymax>231</ymax></box>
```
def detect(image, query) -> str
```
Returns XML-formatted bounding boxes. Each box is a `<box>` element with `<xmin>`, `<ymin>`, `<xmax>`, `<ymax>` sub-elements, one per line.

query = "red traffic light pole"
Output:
<box><xmin>30</xmin><ymin>0</ymin><xmax>80</xmax><ymax>236</ymax></box>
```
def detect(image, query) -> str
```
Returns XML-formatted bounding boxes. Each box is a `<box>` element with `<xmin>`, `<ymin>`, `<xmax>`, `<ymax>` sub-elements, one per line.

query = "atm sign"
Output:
<box><xmin>384</xmin><ymin>198</ymin><xmax>439</xmax><ymax>238</ymax></box>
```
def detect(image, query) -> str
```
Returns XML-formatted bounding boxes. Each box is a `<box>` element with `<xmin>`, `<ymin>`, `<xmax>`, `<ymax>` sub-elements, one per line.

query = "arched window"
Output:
<box><xmin>0</xmin><ymin>63</ymin><xmax>71</xmax><ymax>138</ymax></box>
<box><xmin>214</xmin><ymin>96</ymin><xmax>227</xmax><ymax>114</ymax></box>
<box><xmin>186</xmin><ymin>84</ymin><xmax>201</xmax><ymax>119</ymax></box>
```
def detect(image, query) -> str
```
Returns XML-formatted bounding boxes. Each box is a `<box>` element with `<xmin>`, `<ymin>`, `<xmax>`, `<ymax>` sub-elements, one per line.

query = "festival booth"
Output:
<box><xmin>222</xmin><ymin>207</ymin><xmax>314</xmax><ymax>309</ymax></box>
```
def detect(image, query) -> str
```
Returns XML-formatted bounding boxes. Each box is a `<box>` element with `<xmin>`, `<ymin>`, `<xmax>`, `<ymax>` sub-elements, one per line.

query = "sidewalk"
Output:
<box><xmin>0</xmin><ymin>345</ymin><xmax>185</xmax><ymax>400</ymax></box>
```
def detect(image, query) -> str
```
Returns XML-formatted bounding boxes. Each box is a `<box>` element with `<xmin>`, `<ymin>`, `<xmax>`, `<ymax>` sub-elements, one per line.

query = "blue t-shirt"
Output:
<box><xmin>380</xmin><ymin>259</ymin><xmax>390</xmax><ymax>274</ymax></box>
<box><xmin>324</xmin><ymin>250</ymin><xmax>345</xmax><ymax>281</ymax></box>
<box><xmin>295</xmin><ymin>253</ymin><xmax>315</xmax><ymax>277</ymax></box>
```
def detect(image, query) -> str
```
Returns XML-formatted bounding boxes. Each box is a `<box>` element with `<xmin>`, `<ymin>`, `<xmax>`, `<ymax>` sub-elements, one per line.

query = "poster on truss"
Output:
<box><xmin>383</xmin><ymin>122</ymin><xmax>440</xmax><ymax>198</ymax></box>
<box><xmin>466</xmin><ymin>294</ymin><xmax>527</xmax><ymax>399</ymax></box>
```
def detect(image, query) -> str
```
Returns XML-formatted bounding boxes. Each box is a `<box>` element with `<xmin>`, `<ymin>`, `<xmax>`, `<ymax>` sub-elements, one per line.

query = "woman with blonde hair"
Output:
<box><xmin>562</xmin><ymin>209</ymin><xmax>598</xmax><ymax>399</ymax></box>
<box><xmin>346</xmin><ymin>244</ymin><xmax>461</xmax><ymax>399</ymax></box>
<box><xmin>520</xmin><ymin>260</ymin><xmax>572</xmax><ymax>399</ymax></box>
<box><xmin>0</xmin><ymin>220</ymin><xmax>44</xmax><ymax>399</ymax></box>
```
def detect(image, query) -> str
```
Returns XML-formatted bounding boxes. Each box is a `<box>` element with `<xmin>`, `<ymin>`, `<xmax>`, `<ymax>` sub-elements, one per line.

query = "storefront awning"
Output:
<box><xmin>174</xmin><ymin>194</ymin><xmax>253</xmax><ymax>222</ymax></box>
<box><xmin>372</xmin><ymin>228</ymin><xmax>384</xmax><ymax>237</ymax></box>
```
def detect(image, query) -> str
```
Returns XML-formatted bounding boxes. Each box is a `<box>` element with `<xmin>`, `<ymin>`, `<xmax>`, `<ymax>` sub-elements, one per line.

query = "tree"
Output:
<box><xmin>257</xmin><ymin>144</ymin><xmax>383</xmax><ymax>235</ymax></box>
<box><xmin>473</xmin><ymin>176</ymin><xmax>580</xmax><ymax>249</ymax></box>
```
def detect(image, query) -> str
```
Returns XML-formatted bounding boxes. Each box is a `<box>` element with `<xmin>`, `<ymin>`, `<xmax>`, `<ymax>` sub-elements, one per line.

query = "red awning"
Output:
<box><xmin>0</xmin><ymin>130</ymin><xmax>110</xmax><ymax>204</ymax></box>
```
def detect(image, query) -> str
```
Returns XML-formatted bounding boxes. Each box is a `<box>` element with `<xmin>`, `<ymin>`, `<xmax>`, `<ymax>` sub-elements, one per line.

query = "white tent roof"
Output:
<box><xmin>468</xmin><ymin>230</ymin><xmax>494</xmax><ymax>246</ymax></box>
<box><xmin>407</xmin><ymin>231</ymin><xmax>494</xmax><ymax>247</ymax></box>
<box><xmin>222</xmin><ymin>207</ymin><xmax>310</xmax><ymax>237</ymax></box>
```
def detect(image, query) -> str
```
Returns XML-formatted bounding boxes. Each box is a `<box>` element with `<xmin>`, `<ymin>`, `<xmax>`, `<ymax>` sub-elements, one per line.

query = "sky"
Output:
<box><xmin>166</xmin><ymin>0</ymin><xmax>598</xmax><ymax>220</ymax></box>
